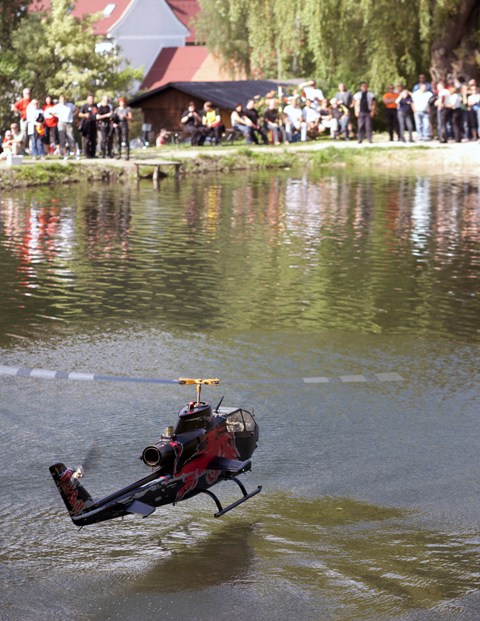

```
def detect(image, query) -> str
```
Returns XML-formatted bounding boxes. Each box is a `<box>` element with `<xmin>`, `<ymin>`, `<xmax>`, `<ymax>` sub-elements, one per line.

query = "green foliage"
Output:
<box><xmin>0</xmin><ymin>1</ymin><xmax>30</xmax><ymax>129</ymax></box>
<box><xmin>0</xmin><ymin>0</ymin><xmax>30</xmax><ymax>49</ymax></box>
<box><xmin>196</xmin><ymin>0</ymin><xmax>479</xmax><ymax>92</ymax></box>
<box><xmin>0</xmin><ymin>0</ymin><xmax>142</xmax><ymax>129</ymax></box>
<box><xmin>9</xmin><ymin>0</ymin><xmax>142</xmax><ymax>99</ymax></box>
<box><xmin>13</xmin><ymin>162</ymin><xmax>78</xmax><ymax>184</ymax></box>
<box><xmin>236</xmin><ymin>146</ymin><xmax>254</xmax><ymax>157</ymax></box>
<box><xmin>195</xmin><ymin>0</ymin><xmax>253</xmax><ymax>76</ymax></box>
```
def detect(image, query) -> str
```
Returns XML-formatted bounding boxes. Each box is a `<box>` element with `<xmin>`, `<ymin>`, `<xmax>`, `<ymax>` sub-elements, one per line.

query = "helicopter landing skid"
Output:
<box><xmin>200</xmin><ymin>477</ymin><xmax>262</xmax><ymax>517</ymax></box>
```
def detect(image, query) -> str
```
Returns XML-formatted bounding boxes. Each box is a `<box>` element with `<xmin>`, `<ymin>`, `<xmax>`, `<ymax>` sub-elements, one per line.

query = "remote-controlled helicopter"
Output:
<box><xmin>49</xmin><ymin>378</ymin><xmax>261</xmax><ymax>527</ymax></box>
<box><xmin>1</xmin><ymin>362</ymin><xmax>402</xmax><ymax>527</ymax></box>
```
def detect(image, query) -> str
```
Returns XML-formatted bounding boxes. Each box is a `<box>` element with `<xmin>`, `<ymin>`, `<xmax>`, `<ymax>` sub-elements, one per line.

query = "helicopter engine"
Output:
<box><xmin>142</xmin><ymin>401</ymin><xmax>215</xmax><ymax>469</ymax></box>
<box><xmin>141</xmin><ymin>427</ymin><xmax>206</xmax><ymax>470</ymax></box>
<box><xmin>141</xmin><ymin>430</ymin><xmax>205</xmax><ymax>470</ymax></box>
<box><xmin>141</xmin><ymin>441</ymin><xmax>176</xmax><ymax>468</ymax></box>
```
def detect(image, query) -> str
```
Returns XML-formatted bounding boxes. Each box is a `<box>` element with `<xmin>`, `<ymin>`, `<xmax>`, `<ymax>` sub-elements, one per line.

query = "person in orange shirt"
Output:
<box><xmin>382</xmin><ymin>84</ymin><xmax>399</xmax><ymax>141</ymax></box>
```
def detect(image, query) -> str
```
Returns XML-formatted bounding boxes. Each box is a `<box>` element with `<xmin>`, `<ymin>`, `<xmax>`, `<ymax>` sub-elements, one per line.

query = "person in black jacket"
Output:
<box><xmin>244</xmin><ymin>99</ymin><xmax>269</xmax><ymax>145</ymax></box>
<box><xmin>78</xmin><ymin>94</ymin><xmax>97</xmax><ymax>158</ymax></box>
<box><xmin>180</xmin><ymin>101</ymin><xmax>206</xmax><ymax>146</ymax></box>
<box><xmin>96</xmin><ymin>95</ymin><xmax>113</xmax><ymax>157</ymax></box>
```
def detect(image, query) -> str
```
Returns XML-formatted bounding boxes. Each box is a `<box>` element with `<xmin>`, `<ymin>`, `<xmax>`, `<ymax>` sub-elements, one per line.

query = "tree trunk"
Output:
<box><xmin>430</xmin><ymin>0</ymin><xmax>479</xmax><ymax>82</ymax></box>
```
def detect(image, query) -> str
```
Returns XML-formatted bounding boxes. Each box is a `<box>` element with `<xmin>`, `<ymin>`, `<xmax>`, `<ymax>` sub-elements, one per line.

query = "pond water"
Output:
<box><xmin>0</xmin><ymin>168</ymin><xmax>479</xmax><ymax>620</ymax></box>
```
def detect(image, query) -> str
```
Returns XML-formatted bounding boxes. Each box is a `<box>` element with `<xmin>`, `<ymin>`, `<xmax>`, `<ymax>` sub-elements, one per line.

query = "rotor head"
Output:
<box><xmin>178</xmin><ymin>378</ymin><xmax>220</xmax><ymax>405</ymax></box>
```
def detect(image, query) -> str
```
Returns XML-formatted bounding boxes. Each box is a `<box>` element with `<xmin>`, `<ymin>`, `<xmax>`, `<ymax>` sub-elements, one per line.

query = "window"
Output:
<box><xmin>103</xmin><ymin>3</ymin><xmax>116</xmax><ymax>17</ymax></box>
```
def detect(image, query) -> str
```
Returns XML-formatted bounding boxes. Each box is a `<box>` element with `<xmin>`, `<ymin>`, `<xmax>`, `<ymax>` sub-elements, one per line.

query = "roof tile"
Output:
<box><xmin>141</xmin><ymin>46</ymin><xmax>227</xmax><ymax>91</ymax></box>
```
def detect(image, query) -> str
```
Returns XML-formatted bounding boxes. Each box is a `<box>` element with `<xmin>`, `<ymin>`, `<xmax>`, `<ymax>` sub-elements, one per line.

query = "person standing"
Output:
<box><xmin>436</xmin><ymin>81</ymin><xmax>451</xmax><ymax>143</ymax></box>
<box><xmin>334</xmin><ymin>83</ymin><xmax>353</xmax><ymax>108</ymax></box>
<box><xmin>51</xmin><ymin>94</ymin><xmax>77</xmax><ymax>158</ymax></box>
<box><xmin>395</xmin><ymin>86</ymin><xmax>414</xmax><ymax>142</ymax></box>
<box><xmin>96</xmin><ymin>95</ymin><xmax>113</xmax><ymax>157</ymax></box>
<box><xmin>449</xmin><ymin>84</ymin><xmax>463</xmax><ymax>143</ymax></box>
<box><xmin>42</xmin><ymin>95</ymin><xmax>59</xmax><ymax>155</ymax></box>
<box><xmin>334</xmin><ymin>83</ymin><xmax>354</xmax><ymax>138</ymax></box>
<box><xmin>412</xmin><ymin>74</ymin><xmax>432</xmax><ymax>92</ymax></box>
<box><xmin>353</xmin><ymin>82</ymin><xmax>376</xmax><ymax>143</ymax></box>
<box><xmin>411</xmin><ymin>83</ymin><xmax>432</xmax><ymax>141</ymax></box>
<box><xmin>78</xmin><ymin>94</ymin><xmax>98</xmax><ymax>158</ymax></box>
<box><xmin>113</xmin><ymin>97</ymin><xmax>132</xmax><ymax>159</ymax></box>
<box><xmin>382</xmin><ymin>84</ymin><xmax>398</xmax><ymax>141</ymax></box>
<box><xmin>26</xmin><ymin>99</ymin><xmax>45</xmax><ymax>160</ymax></box>
<box><xmin>300</xmin><ymin>80</ymin><xmax>324</xmax><ymax>102</ymax></box>
<box><xmin>467</xmin><ymin>83</ymin><xmax>480</xmax><ymax>141</ymax></box>
<box><xmin>427</xmin><ymin>82</ymin><xmax>439</xmax><ymax>140</ymax></box>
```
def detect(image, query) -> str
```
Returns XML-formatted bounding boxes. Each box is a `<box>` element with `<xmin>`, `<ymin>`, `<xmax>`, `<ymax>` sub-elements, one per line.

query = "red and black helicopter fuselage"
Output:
<box><xmin>50</xmin><ymin>397</ymin><xmax>261</xmax><ymax>526</ymax></box>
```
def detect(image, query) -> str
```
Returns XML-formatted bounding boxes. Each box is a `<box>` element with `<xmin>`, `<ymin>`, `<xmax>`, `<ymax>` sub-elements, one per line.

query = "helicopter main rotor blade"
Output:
<box><xmin>0</xmin><ymin>364</ymin><xmax>403</xmax><ymax>385</ymax></box>
<box><xmin>0</xmin><ymin>365</ymin><xmax>180</xmax><ymax>385</ymax></box>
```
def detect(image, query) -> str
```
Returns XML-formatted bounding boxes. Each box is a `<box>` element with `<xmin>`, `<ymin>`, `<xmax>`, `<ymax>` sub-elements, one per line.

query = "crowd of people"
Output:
<box><xmin>3</xmin><ymin>76</ymin><xmax>480</xmax><ymax>160</ymax></box>
<box><xmin>381</xmin><ymin>75</ymin><xmax>480</xmax><ymax>143</ymax></box>
<box><xmin>179</xmin><ymin>76</ymin><xmax>480</xmax><ymax>146</ymax></box>
<box><xmin>1</xmin><ymin>88</ymin><xmax>132</xmax><ymax>161</ymax></box>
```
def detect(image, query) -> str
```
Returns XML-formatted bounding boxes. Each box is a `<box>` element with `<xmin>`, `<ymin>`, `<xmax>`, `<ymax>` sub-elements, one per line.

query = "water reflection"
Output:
<box><xmin>256</xmin><ymin>495</ymin><xmax>480</xmax><ymax>617</ymax></box>
<box><xmin>0</xmin><ymin>172</ymin><xmax>478</xmax><ymax>343</ymax></box>
<box><xmin>77</xmin><ymin>495</ymin><xmax>480</xmax><ymax>621</ymax></box>
<box><xmin>81</xmin><ymin>187</ymin><xmax>131</xmax><ymax>261</ymax></box>
<box><xmin>136</xmin><ymin>521</ymin><xmax>256</xmax><ymax>592</ymax></box>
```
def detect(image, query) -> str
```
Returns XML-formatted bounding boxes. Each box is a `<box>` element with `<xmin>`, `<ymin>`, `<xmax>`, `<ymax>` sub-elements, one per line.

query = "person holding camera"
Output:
<box><xmin>180</xmin><ymin>101</ymin><xmax>206</xmax><ymax>146</ymax></box>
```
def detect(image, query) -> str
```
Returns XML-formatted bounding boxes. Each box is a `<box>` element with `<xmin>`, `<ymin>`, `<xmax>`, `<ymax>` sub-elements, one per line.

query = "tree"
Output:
<box><xmin>0</xmin><ymin>1</ymin><xmax>31</xmax><ymax>128</ymax></box>
<box><xmin>194</xmin><ymin>0</ymin><xmax>254</xmax><ymax>77</ymax></box>
<box><xmin>0</xmin><ymin>0</ymin><xmax>30</xmax><ymax>50</ymax></box>
<box><xmin>0</xmin><ymin>0</ymin><xmax>141</xmax><ymax>129</ymax></box>
<box><xmin>429</xmin><ymin>0</ymin><xmax>480</xmax><ymax>81</ymax></box>
<box><xmin>196</xmin><ymin>0</ymin><xmax>479</xmax><ymax>92</ymax></box>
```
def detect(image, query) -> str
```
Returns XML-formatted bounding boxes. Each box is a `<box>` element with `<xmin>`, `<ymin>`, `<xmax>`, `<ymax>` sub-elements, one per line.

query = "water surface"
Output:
<box><xmin>0</xmin><ymin>169</ymin><xmax>479</xmax><ymax>620</ymax></box>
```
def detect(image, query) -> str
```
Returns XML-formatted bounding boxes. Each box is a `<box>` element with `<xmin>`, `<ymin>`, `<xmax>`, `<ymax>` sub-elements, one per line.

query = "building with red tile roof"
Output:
<box><xmin>30</xmin><ymin>0</ymin><xmax>194</xmax><ymax>76</ymax></box>
<box><xmin>166</xmin><ymin>0</ymin><xmax>200</xmax><ymax>44</ymax></box>
<box><xmin>29</xmin><ymin>0</ymin><xmax>232</xmax><ymax>94</ymax></box>
<box><xmin>141</xmin><ymin>47</ymin><xmax>230</xmax><ymax>91</ymax></box>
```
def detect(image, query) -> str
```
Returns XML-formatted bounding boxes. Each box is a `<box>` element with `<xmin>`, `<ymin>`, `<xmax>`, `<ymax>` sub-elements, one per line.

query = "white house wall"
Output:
<box><xmin>110</xmin><ymin>0</ymin><xmax>189</xmax><ymax>75</ymax></box>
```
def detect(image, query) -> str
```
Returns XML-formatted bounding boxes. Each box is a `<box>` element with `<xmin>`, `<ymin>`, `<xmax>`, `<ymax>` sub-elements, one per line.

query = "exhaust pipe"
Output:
<box><xmin>141</xmin><ymin>442</ymin><xmax>176</xmax><ymax>467</ymax></box>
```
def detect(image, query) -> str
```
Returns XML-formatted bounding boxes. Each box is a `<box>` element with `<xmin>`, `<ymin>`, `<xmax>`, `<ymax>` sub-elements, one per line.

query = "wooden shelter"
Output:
<box><xmin>129</xmin><ymin>80</ymin><xmax>289</xmax><ymax>137</ymax></box>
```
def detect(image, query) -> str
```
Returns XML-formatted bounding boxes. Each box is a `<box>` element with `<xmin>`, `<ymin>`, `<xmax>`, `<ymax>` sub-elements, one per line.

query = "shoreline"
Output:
<box><xmin>0</xmin><ymin>140</ymin><xmax>479</xmax><ymax>189</ymax></box>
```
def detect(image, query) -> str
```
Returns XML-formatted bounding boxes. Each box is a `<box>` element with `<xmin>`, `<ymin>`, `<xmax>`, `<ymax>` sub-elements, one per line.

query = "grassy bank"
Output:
<box><xmin>0</xmin><ymin>142</ymin><xmax>478</xmax><ymax>189</ymax></box>
<box><xmin>0</xmin><ymin>161</ymin><xmax>128</xmax><ymax>189</ymax></box>
<box><xmin>165</xmin><ymin>143</ymin><xmax>478</xmax><ymax>175</ymax></box>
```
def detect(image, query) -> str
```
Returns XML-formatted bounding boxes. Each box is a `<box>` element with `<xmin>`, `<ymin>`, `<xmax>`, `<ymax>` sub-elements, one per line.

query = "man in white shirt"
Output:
<box><xmin>302</xmin><ymin>99</ymin><xmax>320</xmax><ymax>131</ymax></box>
<box><xmin>26</xmin><ymin>99</ymin><xmax>45</xmax><ymax>159</ymax></box>
<box><xmin>51</xmin><ymin>95</ymin><xmax>77</xmax><ymax>158</ymax></box>
<box><xmin>283</xmin><ymin>98</ymin><xmax>307</xmax><ymax>142</ymax></box>
<box><xmin>411</xmin><ymin>83</ymin><xmax>432</xmax><ymax>140</ymax></box>
<box><xmin>300</xmin><ymin>80</ymin><xmax>324</xmax><ymax>102</ymax></box>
